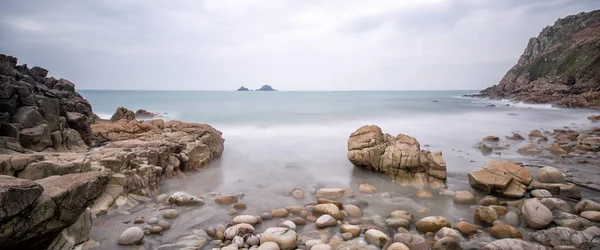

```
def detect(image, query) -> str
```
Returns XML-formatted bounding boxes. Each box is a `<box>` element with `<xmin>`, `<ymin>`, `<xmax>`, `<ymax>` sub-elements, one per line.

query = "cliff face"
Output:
<box><xmin>0</xmin><ymin>54</ymin><xmax>95</xmax><ymax>152</ymax></box>
<box><xmin>480</xmin><ymin>10</ymin><xmax>600</xmax><ymax>108</ymax></box>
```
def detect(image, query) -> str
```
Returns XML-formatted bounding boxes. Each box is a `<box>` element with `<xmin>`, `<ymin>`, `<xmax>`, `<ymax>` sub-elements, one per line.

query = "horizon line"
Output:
<box><xmin>79</xmin><ymin>89</ymin><xmax>481</xmax><ymax>92</ymax></box>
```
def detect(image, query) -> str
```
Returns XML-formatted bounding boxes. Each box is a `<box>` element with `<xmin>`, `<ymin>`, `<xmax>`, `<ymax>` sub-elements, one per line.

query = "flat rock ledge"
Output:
<box><xmin>0</xmin><ymin>172</ymin><xmax>109</xmax><ymax>249</ymax></box>
<box><xmin>347</xmin><ymin>125</ymin><xmax>447</xmax><ymax>189</ymax></box>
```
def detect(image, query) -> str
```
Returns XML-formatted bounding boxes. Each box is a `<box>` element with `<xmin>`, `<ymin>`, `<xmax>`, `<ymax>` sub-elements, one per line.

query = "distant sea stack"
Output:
<box><xmin>256</xmin><ymin>85</ymin><xmax>277</xmax><ymax>91</ymax></box>
<box><xmin>476</xmin><ymin>10</ymin><xmax>600</xmax><ymax>108</ymax></box>
<box><xmin>237</xmin><ymin>86</ymin><xmax>249</xmax><ymax>91</ymax></box>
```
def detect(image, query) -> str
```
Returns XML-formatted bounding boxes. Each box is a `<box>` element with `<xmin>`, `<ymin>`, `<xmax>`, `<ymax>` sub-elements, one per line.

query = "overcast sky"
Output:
<box><xmin>1</xmin><ymin>0</ymin><xmax>599</xmax><ymax>90</ymax></box>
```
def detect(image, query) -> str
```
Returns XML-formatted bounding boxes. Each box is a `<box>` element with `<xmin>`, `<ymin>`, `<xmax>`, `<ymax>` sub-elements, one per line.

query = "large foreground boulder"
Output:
<box><xmin>468</xmin><ymin>160</ymin><xmax>532</xmax><ymax>197</ymax></box>
<box><xmin>0</xmin><ymin>171</ymin><xmax>109</xmax><ymax>249</ymax></box>
<box><xmin>347</xmin><ymin>125</ymin><xmax>447</xmax><ymax>189</ymax></box>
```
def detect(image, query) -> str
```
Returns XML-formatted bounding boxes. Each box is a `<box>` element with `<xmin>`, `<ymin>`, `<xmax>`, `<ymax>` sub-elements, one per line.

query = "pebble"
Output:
<box><xmin>453</xmin><ymin>191</ymin><xmax>476</xmax><ymax>205</ymax></box>
<box><xmin>364</xmin><ymin>229</ymin><xmax>389</xmax><ymax>248</ymax></box>
<box><xmin>206</xmin><ymin>227</ymin><xmax>216</xmax><ymax>237</ymax></box>
<box><xmin>490</xmin><ymin>205</ymin><xmax>508</xmax><ymax>216</ymax></box>
<box><xmin>134</xmin><ymin>217</ymin><xmax>145</xmax><ymax>224</ymax></box>
<box><xmin>312</xmin><ymin>243</ymin><xmax>332</xmax><ymax>250</ymax></box>
<box><xmin>491</xmin><ymin>224</ymin><xmax>522</xmax><ymax>239</ymax></box>
<box><xmin>474</xmin><ymin>206</ymin><xmax>498</xmax><ymax>224</ymax></box>
<box><xmin>292</xmin><ymin>189</ymin><xmax>304</xmax><ymax>199</ymax></box>
<box><xmin>341</xmin><ymin>232</ymin><xmax>353</xmax><ymax>241</ymax></box>
<box><xmin>340</xmin><ymin>224</ymin><xmax>360</xmax><ymax>237</ymax></box>
<box><xmin>478</xmin><ymin>195</ymin><xmax>499</xmax><ymax>206</ymax></box>
<box><xmin>416</xmin><ymin>189</ymin><xmax>433</xmax><ymax>199</ymax></box>
<box><xmin>157</xmin><ymin>220</ymin><xmax>171</xmax><ymax>230</ymax></box>
<box><xmin>280</xmin><ymin>220</ymin><xmax>296</xmax><ymax>230</ymax></box>
<box><xmin>233</xmin><ymin>215</ymin><xmax>258</xmax><ymax>225</ymax></box>
<box><xmin>432</xmin><ymin>236</ymin><xmax>461</xmax><ymax>250</ymax></box>
<box><xmin>147</xmin><ymin>217</ymin><xmax>159</xmax><ymax>224</ymax></box>
<box><xmin>215</xmin><ymin>231</ymin><xmax>225</xmax><ymax>241</ymax></box>
<box><xmin>504</xmin><ymin>211</ymin><xmax>520</xmax><ymax>226</ymax></box>
<box><xmin>215</xmin><ymin>194</ymin><xmax>239</xmax><ymax>205</ymax></box>
<box><xmin>271</xmin><ymin>208</ymin><xmax>289</xmax><ymax>218</ymax></box>
<box><xmin>233</xmin><ymin>236</ymin><xmax>244</xmax><ymax>248</ymax></box>
<box><xmin>415</xmin><ymin>216</ymin><xmax>451</xmax><ymax>233</ymax></box>
<box><xmin>162</xmin><ymin>209</ymin><xmax>179</xmax><ymax>219</ymax></box>
<box><xmin>261</xmin><ymin>212</ymin><xmax>274</xmax><ymax>220</ymax></box>
<box><xmin>292</xmin><ymin>217</ymin><xmax>306</xmax><ymax>225</ymax></box>
<box><xmin>257</xmin><ymin>242</ymin><xmax>280</xmax><ymax>250</ymax></box>
<box><xmin>581</xmin><ymin>211</ymin><xmax>600</xmax><ymax>222</ymax></box>
<box><xmin>228</xmin><ymin>208</ymin><xmax>238</xmax><ymax>216</ymax></box>
<box><xmin>150</xmin><ymin>226</ymin><xmax>163</xmax><ymax>234</ymax></box>
<box><xmin>380</xmin><ymin>192</ymin><xmax>392</xmax><ymax>199</ymax></box>
<box><xmin>118</xmin><ymin>227</ymin><xmax>144</xmax><ymax>245</ymax></box>
<box><xmin>233</xmin><ymin>202</ymin><xmax>247</xmax><ymax>210</ymax></box>
<box><xmin>386</xmin><ymin>218</ymin><xmax>410</xmax><ymax>229</ymax></box>
<box><xmin>388</xmin><ymin>242</ymin><xmax>410</xmax><ymax>250</ymax></box>
<box><xmin>359</xmin><ymin>183</ymin><xmax>377</xmax><ymax>194</ymax></box>
<box><xmin>390</xmin><ymin>210</ymin><xmax>414</xmax><ymax>223</ymax></box>
<box><xmin>531</xmin><ymin>189</ymin><xmax>553</xmax><ymax>198</ymax></box>
<box><xmin>285</xmin><ymin>206</ymin><xmax>304</xmax><ymax>214</ymax></box>
<box><xmin>316</xmin><ymin>214</ymin><xmax>337</xmax><ymax>228</ymax></box>
<box><xmin>244</xmin><ymin>234</ymin><xmax>260</xmax><ymax>246</ymax></box>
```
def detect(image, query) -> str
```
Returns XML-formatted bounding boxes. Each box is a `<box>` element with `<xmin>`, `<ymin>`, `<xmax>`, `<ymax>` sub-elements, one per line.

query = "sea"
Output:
<box><xmin>80</xmin><ymin>90</ymin><xmax>597</xmax><ymax>249</ymax></box>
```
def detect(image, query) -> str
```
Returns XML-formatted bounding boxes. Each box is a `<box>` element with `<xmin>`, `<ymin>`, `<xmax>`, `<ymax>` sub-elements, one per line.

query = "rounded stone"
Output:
<box><xmin>530</xmin><ymin>189</ymin><xmax>552</xmax><ymax>198</ymax></box>
<box><xmin>157</xmin><ymin>220</ymin><xmax>171</xmax><ymax>230</ymax></box>
<box><xmin>147</xmin><ymin>217</ymin><xmax>159</xmax><ymax>224</ymax></box>
<box><xmin>536</xmin><ymin>167</ymin><xmax>565</xmax><ymax>184</ymax></box>
<box><xmin>340</xmin><ymin>224</ymin><xmax>360</xmax><ymax>237</ymax></box>
<box><xmin>280</xmin><ymin>220</ymin><xmax>296</xmax><ymax>230</ymax></box>
<box><xmin>453</xmin><ymin>191</ymin><xmax>476</xmax><ymax>205</ymax></box>
<box><xmin>257</xmin><ymin>241</ymin><xmax>280</xmax><ymax>250</ymax></box>
<box><xmin>433</xmin><ymin>237</ymin><xmax>461</xmax><ymax>250</ymax></box>
<box><xmin>388</xmin><ymin>242</ymin><xmax>410</xmax><ymax>250</ymax></box>
<box><xmin>261</xmin><ymin>212</ymin><xmax>274</xmax><ymax>220</ymax></box>
<box><xmin>118</xmin><ymin>227</ymin><xmax>144</xmax><ymax>245</ymax></box>
<box><xmin>260</xmin><ymin>227</ymin><xmax>298</xmax><ymax>250</ymax></box>
<box><xmin>206</xmin><ymin>227</ymin><xmax>216</xmax><ymax>237</ymax></box>
<box><xmin>311</xmin><ymin>243</ymin><xmax>332</xmax><ymax>250</ymax></box>
<box><xmin>478</xmin><ymin>195</ymin><xmax>499</xmax><ymax>206</ymax></box>
<box><xmin>359</xmin><ymin>183</ymin><xmax>377</xmax><ymax>194</ymax></box>
<box><xmin>313</xmin><ymin>204</ymin><xmax>340</xmax><ymax>216</ymax></box>
<box><xmin>341</xmin><ymin>232</ymin><xmax>353</xmax><ymax>241</ymax></box>
<box><xmin>415</xmin><ymin>216</ymin><xmax>451</xmax><ymax>233</ymax></box>
<box><xmin>581</xmin><ymin>211</ymin><xmax>600</xmax><ymax>222</ymax></box>
<box><xmin>521</xmin><ymin>199</ymin><xmax>552</xmax><ymax>229</ymax></box>
<box><xmin>434</xmin><ymin>227</ymin><xmax>462</xmax><ymax>242</ymax></box>
<box><xmin>491</xmin><ymin>224</ymin><xmax>522</xmax><ymax>239</ymax></box>
<box><xmin>364</xmin><ymin>229</ymin><xmax>389</xmax><ymax>248</ymax></box>
<box><xmin>416</xmin><ymin>189</ymin><xmax>433</xmax><ymax>199</ymax></box>
<box><xmin>224</xmin><ymin>223</ymin><xmax>255</xmax><ymax>240</ymax></box>
<box><xmin>386</xmin><ymin>218</ymin><xmax>410</xmax><ymax>229</ymax></box>
<box><xmin>504</xmin><ymin>211</ymin><xmax>520</xmax><ymax>226</ymax></box>
<box><xmin>291</xmin><ymin>217</ymin><xmax>306</xmax><ymax>225</ymax></box>
<box><xmin>134</xmin><ymin>217</ymin><xmax>145</xmax><ymax>224</ymax></box>
<box><xmin>452</xmin><ymin>221</ymin><xmax>477</xmax><ymax>236</ymax></box>
<box><xmin>316</xmin><ymin>215</ymin><xmax>337</xmax><ymax>228</ymax></box>
<box><xmin>233</xmin><ymin>215</ymin><xmax>259</xmax><ymax>225</ymax></box>
<box><xmin>343</xmin><ymin>204</ymin><xmax>362</xmax><ymax>217</ymax></box>
<box><xmin>474</xmin><ymin>206</ymin><xmax>498</xmax><ymax>225</ymax></box>
<box><xmin>271</xmin><ymin>208</ymin><xmax>289</xmax><ymax>218</ymax></box>
<box><xmin>285</xmin><ymin>206</ymin><xmax>304</xmax><ymax>215</ymax></box>
<box><xmin>292</xmin><ymin>189</ymin><xmax>304</xmax><ymax>199</ymax></box>
<box><xmin>215</xmin><ymin>194</ymin><xmax>238</xmax><ymax>205</ymax></box>
<box><xmin>234</xmin><ymin>202</ymin><xmax>247</xmax><ymax>210</ymax></box>
<box><xmin>162</xmin><ymin>209</ymin><xmax>179</xmax><ymax>219</ymax></box>
<box><xmin>390</xmin><ymin>210</ymin><xmax>414</xmax><ymax>223</ymax></box>
<box><xmin>150</xmin><ymin>226</ymin><xmax>163</xmax><ymax>234</ymax></box>
<box><xmin>392</xmin><ymin>233</ymin><xmax>428</xmax><ymax>250</ymax></box>
<box><xmin>490</xmin><ymin>205</ymin><xmax>508</xmax><ymax>216</ymax></box>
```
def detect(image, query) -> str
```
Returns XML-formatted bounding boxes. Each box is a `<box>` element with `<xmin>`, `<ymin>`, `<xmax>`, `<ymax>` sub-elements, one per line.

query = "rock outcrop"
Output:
<box><xmin>0</xmin><ymin>172</ymin><xmax>109</xmax><ymax>249</ymax></box>
<box><xmin>237</xmin><ymin>86</ymin><xmax>250</xmax><ymax>91</ymax></box>
<box><xmin>468</xmin><ymin>160</ymin><xmax>533</xmax><ymax>197</ymax></box>
<box><xmin>474</xmin><ymin>10</ymin><xmax>600</xmax><ymax>108</ymax></box>
<box><xmin>347</xmin><ymin>125</ymin><xmax>447</xmax><ymax>189</ymax></box>
<box><xmin>256</xmin><ymin>85</ymin><xmax>277</xmax><ymax>91</ymax></box>
<box><xmin>0</xmin><ymin>54</ymin><xmax>95</xmax><ymax>152</ymax></box>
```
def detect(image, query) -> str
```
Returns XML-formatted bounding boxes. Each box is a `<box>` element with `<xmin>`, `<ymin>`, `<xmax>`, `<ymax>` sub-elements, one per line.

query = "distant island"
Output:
<box><xmin>256</xmin><ymin>85</ymin><xmax>277</xmax><ymax>91</ymax></box>
<box><xmin>237</xmin><ymin>86</ymin><xmax>249</xmax><ymax>91</ymax></box>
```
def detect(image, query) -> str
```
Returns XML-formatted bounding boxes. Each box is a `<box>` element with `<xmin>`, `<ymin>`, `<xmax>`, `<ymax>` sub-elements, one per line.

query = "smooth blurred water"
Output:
<box><xmin>83</xmin><ymin>90</ymin><xmax>597</xmax><ymax>249</ymax></box>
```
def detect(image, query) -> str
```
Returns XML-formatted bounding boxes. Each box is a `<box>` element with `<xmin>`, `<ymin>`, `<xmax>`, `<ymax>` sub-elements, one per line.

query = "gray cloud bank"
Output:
<box><xmin>1</xmin><ymin>0</ymin><xmax>599</xmax><ymax>90</ymax></box>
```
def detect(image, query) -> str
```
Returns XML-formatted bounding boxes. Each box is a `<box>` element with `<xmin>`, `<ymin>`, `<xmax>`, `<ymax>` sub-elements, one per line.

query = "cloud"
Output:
<box><xmin>0</xmin><ymin>0</ymin><xmax>599</xmax><ymax>90</ymax></box>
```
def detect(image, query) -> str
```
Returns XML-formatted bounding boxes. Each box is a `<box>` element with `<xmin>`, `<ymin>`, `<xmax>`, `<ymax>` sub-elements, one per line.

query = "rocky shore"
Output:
<box><xmin>0</xmin><ymin>54</ymin><xmax>225</xmax><ymax>249</ymax></box>
<box><xmin>470</xmin><ymin>10</ymin><xmax>600</xmax><ymax>108</ymax></box>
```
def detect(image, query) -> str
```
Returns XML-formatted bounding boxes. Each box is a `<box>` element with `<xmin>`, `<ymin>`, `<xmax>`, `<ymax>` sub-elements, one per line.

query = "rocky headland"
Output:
<box><xmin>0</xmin><ymin>54</ymin><xmax>225</xmax><ymax>249</ymax></box>
<box><xmin>256</xmin><ymin>85</ymin><xmax>277</xmax><ymax>91</ymax></box>
<box><xmin>472</xmin><ymin>10</ymin><xmax>600</xmax><ymax>108</ymax></box>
